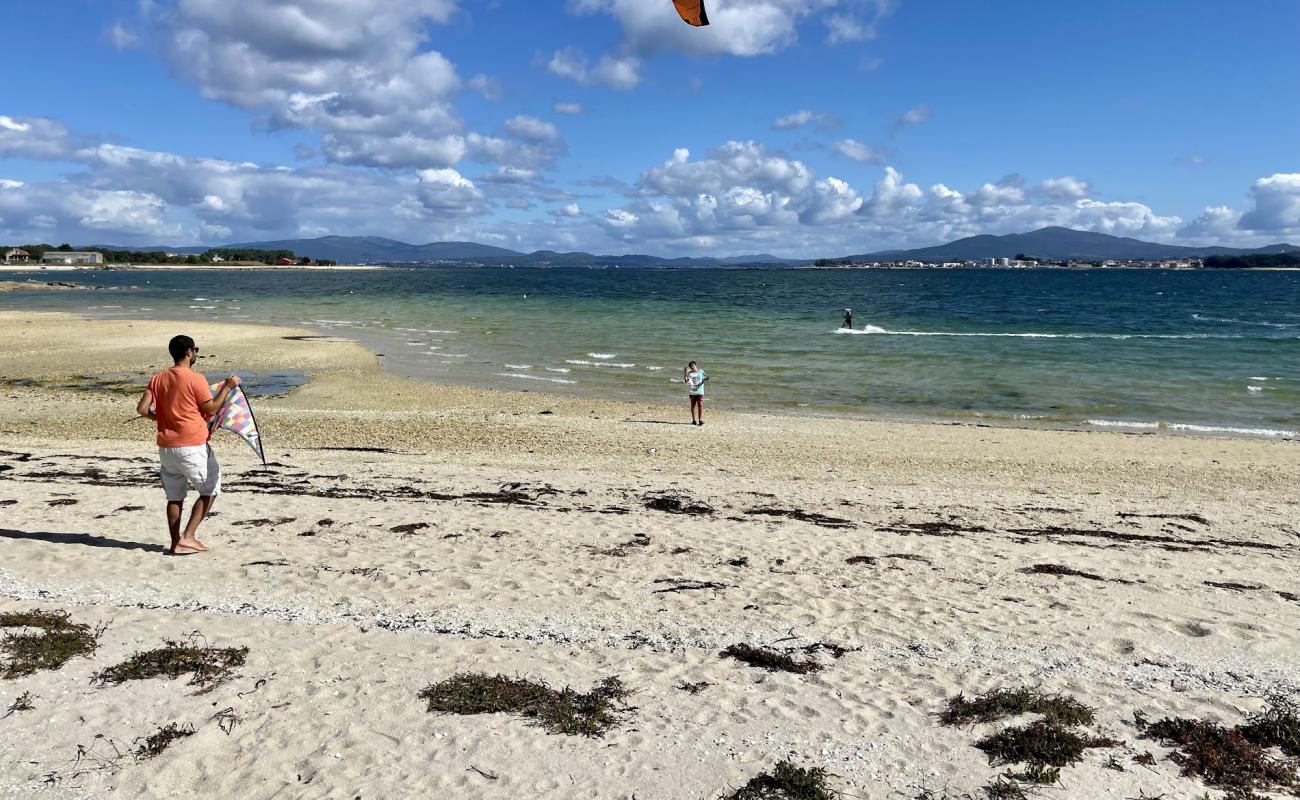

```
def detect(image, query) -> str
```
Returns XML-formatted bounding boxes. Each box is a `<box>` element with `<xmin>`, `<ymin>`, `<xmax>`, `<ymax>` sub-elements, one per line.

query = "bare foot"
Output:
<box><xmin>176</xmin><ymin>537</ymin><xmax>209</xmax><ymax>553</ymax></box>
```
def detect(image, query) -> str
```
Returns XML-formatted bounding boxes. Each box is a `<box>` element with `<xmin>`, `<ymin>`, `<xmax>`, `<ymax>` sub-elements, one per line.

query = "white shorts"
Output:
<box><xmin>158</xmin><ymin>444</ymin><xmax>221</xmax><ymax>502</ymax></box>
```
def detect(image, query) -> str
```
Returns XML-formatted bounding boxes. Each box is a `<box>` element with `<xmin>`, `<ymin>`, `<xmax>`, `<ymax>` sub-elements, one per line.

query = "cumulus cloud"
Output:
<box><xmin>551</xmin><ymin>202</ymin><xmax>582</xmax><ymax>217</ymax></box>
<box><xmin>834</xmin><ymin>138</ymin><xmax>887</xmax><ymax>164</ymax></box>
<box><xmin>0</xmin><ymin>116</ymin><xmax>75</xmax><ymax>160</ymax></box>
<box><xmin>554</xmin><ymin>102</ymin><xmax>583</xmax><ymax>115</ymax></box>
<box><xmin>891</xmin><ymin>103</ymin><xmax>931</xmax><ymax>134</ymax></box>
<box><xmin>545</xmin><ymin>48</ymin><xmax>641</xmax><ymax>89</ymax></box>
<box><xmin>567</xmin><ymin>0</ymin><xmax>897</xmax><ymax>59</ymax></box>
<box><xmin>151</xmin><ymin>0</ymin><xmax>468</xmax><ymax>169</ymax></box>
<box><xmin>1037</xmin><ymin>176</ymin><xmax>1091</xmax><ymax>201</ymax></box>
<box><xmin>1238</xmin><ymin>173</ymin><xmax>1300</xmax><ymax>232</ymax></box>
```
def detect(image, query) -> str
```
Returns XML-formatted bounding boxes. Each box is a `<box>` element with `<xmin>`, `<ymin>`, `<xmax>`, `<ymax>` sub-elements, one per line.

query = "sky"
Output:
<box><xmin>1</xmin><ymin>0</ymin><xmax>1298</xmax><ymax>257</ymax></box>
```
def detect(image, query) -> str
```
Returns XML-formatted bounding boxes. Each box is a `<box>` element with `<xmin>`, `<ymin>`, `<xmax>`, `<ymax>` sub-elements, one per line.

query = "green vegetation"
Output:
<box><xmin>1204</xmin><ymin>252</ymin><xmax>1300</xmax><ymax>269</ymax></box>
<box><xmin>134</xmin><ymin>723</ymin><xmax>195</xmax><ymax>760</ymax></box>
<box><xmin>975</xmin><ymin>720</ymin><xmax>1117</xmax><ymax>768</ymax></box>
<box><xmin>940</xmin><ymin>688</ymin><xmax>1095</xmax><ymax>727</ymax></box>
<box><xmin>12</xmin><ymin>242</ymin><xmax>336</xmax><ymax>266</ymax></box>
<box><xmin>418</xmin><ymin>673</ymin><xmax>631</xmax><ymax>737</ymax></box>
<box><xmin>93</xmin><ymin>639</ymin><xmax>248</xmax><ymax>691</ymax></box>
<box><xmin>724</xmin><ymin>760</ymin><xmax>837</xmax><ymax>800</ymax></box>
<box><xmin>0</xmin><ymin>609</ymin><xmax>102</xmax><ymax>679</ymax></box>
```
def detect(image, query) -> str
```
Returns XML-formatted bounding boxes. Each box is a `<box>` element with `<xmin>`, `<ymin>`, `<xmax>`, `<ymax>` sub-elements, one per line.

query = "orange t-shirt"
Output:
<box><xmin>147</xmin><ymin>366</ymin><xmax>214</xmax><ymax>447</ymax></box>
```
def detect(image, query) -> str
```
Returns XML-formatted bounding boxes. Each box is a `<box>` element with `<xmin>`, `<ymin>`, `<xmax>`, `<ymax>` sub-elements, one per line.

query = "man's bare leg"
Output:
<box><xmin>166</xmin><ymin>500</ymin><xmax>184</xmax><ymax>553</ymax></box>
<box><xmin>175</xmin><ymin>495</ymin><xmax>214</xmax><ymax>553</ymax></box>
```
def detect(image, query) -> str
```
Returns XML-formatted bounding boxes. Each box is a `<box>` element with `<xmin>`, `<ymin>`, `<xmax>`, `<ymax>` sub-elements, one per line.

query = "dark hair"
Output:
<box><xmin>687</xmin><ymin>361</ymin><xmax>698</xmax><ymax>370</ymax></box>
<box><xmin>168</xmin><ymin>335</ymin><xmax>196</xmax><ymax>362</ymax></box>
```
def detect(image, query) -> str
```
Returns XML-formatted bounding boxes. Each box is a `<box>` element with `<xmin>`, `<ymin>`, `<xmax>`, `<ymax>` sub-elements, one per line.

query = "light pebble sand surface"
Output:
<box><xmin>0</xmin><ymin>311</ymin><xmax>1297</xmax><ymax>799</ymax></box>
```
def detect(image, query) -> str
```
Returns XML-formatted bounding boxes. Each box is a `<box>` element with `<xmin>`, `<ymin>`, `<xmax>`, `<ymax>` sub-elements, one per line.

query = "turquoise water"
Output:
<box><xmin>3</xmin><ymin>267</ymin><xmax>1298</xmax><ymax>438</ymax></box>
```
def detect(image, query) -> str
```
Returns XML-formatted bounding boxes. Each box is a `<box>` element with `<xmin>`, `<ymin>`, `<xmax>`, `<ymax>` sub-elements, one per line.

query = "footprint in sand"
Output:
<box><xmin>1179</xmin><ymin>621</ymin><xmax>1213</xmax><ymax>638</ymax></box>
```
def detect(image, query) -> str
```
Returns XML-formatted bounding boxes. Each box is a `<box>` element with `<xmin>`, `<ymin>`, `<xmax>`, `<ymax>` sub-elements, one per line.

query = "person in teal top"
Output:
<box><xmin>684</xmin><ymin>361</ymin><xmax>707</xmax><ymax>426</ymax></box>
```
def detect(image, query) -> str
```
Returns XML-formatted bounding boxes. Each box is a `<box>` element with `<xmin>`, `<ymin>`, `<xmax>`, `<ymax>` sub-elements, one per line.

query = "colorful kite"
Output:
<box><xmin>208</xmin><ymin>384</ymin><xmax>266</xmax><ymax>465</ymax></box>
<box><xmin>673</xmin><ymin>0</ymin><xmax>709</xmax><ymax>26</ymax></box>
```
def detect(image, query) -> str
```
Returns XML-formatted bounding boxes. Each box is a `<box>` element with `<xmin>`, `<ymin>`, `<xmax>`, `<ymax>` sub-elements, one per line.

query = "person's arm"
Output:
<box><xmin>199</xmin><ymin>374</ymin><xmax>241</xmax><ymax>416</ymax></box>
<box><xmin>135</xmin><ymin>389</ymin><xmax>156</xmax><ymax>421</ymax></box>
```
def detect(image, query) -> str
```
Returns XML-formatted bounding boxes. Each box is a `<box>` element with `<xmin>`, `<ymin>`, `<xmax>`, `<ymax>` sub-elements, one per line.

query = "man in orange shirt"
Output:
<box><xmin>136</xmin><ymin>335</ymin><xmax>241</xmax><ymax>555</ymax></box>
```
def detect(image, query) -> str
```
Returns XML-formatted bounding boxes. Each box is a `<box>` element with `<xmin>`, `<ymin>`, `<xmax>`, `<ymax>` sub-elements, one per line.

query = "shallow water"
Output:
<box><xmin>3</xmin><ymin>267</ymin><xmax>1297</xmax><ymax>438</ymax></box>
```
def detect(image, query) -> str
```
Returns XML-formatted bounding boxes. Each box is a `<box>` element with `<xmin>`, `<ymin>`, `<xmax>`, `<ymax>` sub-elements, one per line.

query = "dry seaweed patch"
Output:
<box><xmin>746</xmin><ymin>507</ymin><xmax>854</xmax><ymax>529</ymax></box>
<box><xmin>1019</xmin><ymin>563</ymin><xmax>1135</xmax><ymax>584</ymax></box>
<box><xmin>643</xmin><ymin>491</ymin><xmax>713</xmax><ymax>516</ymax></box>
<box><xmin>879</xmin><ymin>520</ymin><xmax>992</xmax><ymax>537</ymax></box>
<box><xmin>1135</xmin><ymin>696</ymin><xmax>1300</xmax><ymax>796</ymax></box>
<box><xmin>418</xmin><ymin>673</ymin><xmax>631</xmax><ymax>737</ymax></box>
<box><xmin>93</xmin><ymin>638</ymin><xmax>247</xmax><ymax>691</ymax></box>
<box><xmin>0</xmin><ymin>609</ymin><xmax>103</xmax><ymax>679</ymax></box>
<box><xmin>723</xmin><ymin>760</ymin><xmax>837</xmax><ymax>800</ymax></box>
<box><xmin>941</xmin><ymin>689</ymin><xmax>1095</xmax><ymax>727</ymax></box>
<box><xmin>720</xmin><ymin>644</ymin><xmax>822</xmax><ymax>674</ymax></box>
<box><xmin>975</xmin><ymin>721</ymin><xmax>1119</xmax><ymax>768</ymax></box>
<box><xmin>1205</xmin><ymin>580</ymin><xmax>1265</xmax><ymax>592</ymax></box>
<box><xmin>133</xmin><ymin>723</ymin><xmax>194</xmax><ymax>761</ymax></box>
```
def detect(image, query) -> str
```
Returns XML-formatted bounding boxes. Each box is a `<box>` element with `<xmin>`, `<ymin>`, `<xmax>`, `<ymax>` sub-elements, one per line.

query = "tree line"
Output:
<box><xmin>13</xmin><ymin>243</ymin><xmax>336</xmax><ymax>266</ymax></box>
<box><xmin>1203</xmin><ymin>252</ymin><xmax>1300</xmax><ymax>269</ymax></box>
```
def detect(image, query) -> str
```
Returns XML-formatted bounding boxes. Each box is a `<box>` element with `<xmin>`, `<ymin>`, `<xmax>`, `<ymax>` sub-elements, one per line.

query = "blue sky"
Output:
<box><xmin>1</xmin><ymin>0</ymin><xmax>1298</xmax><ymax>256</ymax></box>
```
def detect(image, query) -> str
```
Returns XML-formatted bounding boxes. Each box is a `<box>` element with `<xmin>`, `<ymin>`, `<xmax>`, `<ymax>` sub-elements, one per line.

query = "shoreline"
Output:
<box><xmin>2</xmin><ymin>308</ymin><xmax>1297</xmax><ymax>445</ymax></box>
<box><xmin>0</xmin><ymin>263</ymin><xmax>390</xmax><ymax>272</ymax></box>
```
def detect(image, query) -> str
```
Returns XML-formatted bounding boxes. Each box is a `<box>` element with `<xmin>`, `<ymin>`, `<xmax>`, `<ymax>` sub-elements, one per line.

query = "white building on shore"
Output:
<box><xmin>40</xmin><ymin>251</ymin><xmax>103</xmax><ymax>265</ymax></box>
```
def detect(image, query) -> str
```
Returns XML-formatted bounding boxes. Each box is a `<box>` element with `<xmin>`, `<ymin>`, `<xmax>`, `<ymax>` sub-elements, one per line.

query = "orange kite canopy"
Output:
<box><xmin>673</xmin><ymin>0</ymin><xmax>709</xmax><ymax>26</ymax></box>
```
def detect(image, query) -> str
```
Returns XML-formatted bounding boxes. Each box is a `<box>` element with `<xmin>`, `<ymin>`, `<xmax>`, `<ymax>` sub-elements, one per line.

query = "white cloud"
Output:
<box><xmin>834</xmin><ymin>138</ymin><xmax>886</xmax><ymax>164</ymax></box>
<box><xmin>0</xmin><ymin>116</ymin><xmax>74</xmax><ymax>160</ymax></box>
<box><xmin>1179</xmin><ymin>206</ymin><xmax>1240</xmax><ymax>240</ymax></box>
<box><xmin>772</xmin><ymin>110</ymin><xmax>839</xmax><ymax>131</ymax></box>
<box><xmin>152</xmin><ymin>0</ymin><xmax>468</xmax><ymax>169</ymax></box>
<box><xmin>1038</xmin><ymin>176</ymin><xmax>1092</xmax><ymax>201</ymax></box>
<box><xmin>1238</xmin><ymin>173</ymin><xmax>1300</xmax><ymax>232</ymax></box>
<box><xmin>546</xmin><ymin>48</ymin><xmax>641</xmax><ymax>90</ymax></box>
<box><xmin>551</xmin><ymin>202</ymin><xmax>582</xmax><ymax>217</ymax></box>
<box><xmin>554</xmin><ymin>102</ymin><xmax>583</xmax><ymax>115</ymax></box>
<box><xmin>892</xmin><ymin>103</ymin><xmax>931</xmax><ymax>134</ymax></box>
<box><xmin>468</xmin><ymin>74</ymin><xmax>502</xmax><ymax>101</ymax></box>
<box><xmin>104</xmin><ymin>23</ymin><xmax>139</xmax><ymax>50</ymax></box>
<box><xmin>825</xmin><ymin>14</ymin><xmax>869</xmax><ymax>44</ymax></box>
<box><xmin>503</xmin><ymin>115</ymin><xmax>560</xmax><ymax>145</ymax></box>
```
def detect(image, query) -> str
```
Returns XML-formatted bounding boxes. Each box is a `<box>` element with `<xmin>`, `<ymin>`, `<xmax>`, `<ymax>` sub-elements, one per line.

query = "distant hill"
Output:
<box><xmin>845</xmin><ymin>226</ymin><xmax>1300</xmax><ymax>263</ymax></box>
<box><xmin>91</xmin><ymin>236</ymin><xmax>797</xmax><ymax>267</ymax></box>
<box><xmin>85</xmin><ymin>227</ymin><xmax>1299</xmax><ymax>267</ymax></box>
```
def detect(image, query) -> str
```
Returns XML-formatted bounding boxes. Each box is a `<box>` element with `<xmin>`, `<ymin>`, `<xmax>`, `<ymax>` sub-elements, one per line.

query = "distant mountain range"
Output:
<box><xmin>846</xmin><ymin>226</ymin><xmax>1300</xmax><ymax>263</ymax></box>
<box><xmin>107</xmin><ymin>226</ymin><xmax>1298</xmax><ymax>266</ymax></box>
<box><xmin>138</xmin><ymin>235</ymin><xmax>794</xmax><ymax>267</ymax></box>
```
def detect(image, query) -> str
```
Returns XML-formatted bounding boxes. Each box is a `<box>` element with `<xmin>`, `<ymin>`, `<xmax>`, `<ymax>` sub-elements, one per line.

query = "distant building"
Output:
<box><xmin>275</xmin><ymin>257</ymin><xmax>295</xmax><ymax>265</ymax></box>
<box><xmin>3</xmin><ymin>247</ymin><xmax>29</xmax><ymax>264</ymax></box>
<box><xmin>41</xmin><ymin>251</ymin><xmax>103</xmax><ymax>265</ymax></box>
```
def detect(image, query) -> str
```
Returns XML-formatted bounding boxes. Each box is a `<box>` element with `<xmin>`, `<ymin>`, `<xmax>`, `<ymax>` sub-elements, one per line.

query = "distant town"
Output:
<box><xmin>810</xmin><ymin>255</ymin><xmax>1208</xmax><ymax>270</ymax></box>
<box><xmin>2</xmin><ymin>244</ymin><xmax>335</xmax><ymax>267</ymax></box>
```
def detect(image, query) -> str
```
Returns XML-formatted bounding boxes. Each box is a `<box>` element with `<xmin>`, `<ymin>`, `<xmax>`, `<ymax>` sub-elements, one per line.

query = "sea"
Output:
<box><xmin>3</xmin><ymin>266</ymin><xmax>1298</xmax><ymax>439</ymax></box>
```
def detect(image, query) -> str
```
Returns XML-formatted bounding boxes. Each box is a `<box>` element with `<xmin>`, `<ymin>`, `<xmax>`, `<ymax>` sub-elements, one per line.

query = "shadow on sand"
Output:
<box><xmin>622</xmin><ymin>419</ymin><xmax>697</xmax><ymax>426</ymax></box>
<box><xmin>0</xmin><ymin>528</ymin><xmax>168</xmax><ymax>554</ymax></box>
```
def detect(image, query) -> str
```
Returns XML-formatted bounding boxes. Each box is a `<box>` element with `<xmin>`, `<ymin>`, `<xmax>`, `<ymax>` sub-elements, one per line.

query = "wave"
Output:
<box><xmin>1193</xmin><ymin>313</ymin><xmax>1298</xmax><ymax>329</ymax></box>
<box><xmin>565</xmin><ymin>359</ymin><xmax>635</xmax><ymax>368</ymax></box>
<box><xmin>837</xmin><ymin>324</ymin><xmax>1235</xmax><ymax>340</ymax></box>
<box><xmin>504</xmin><ymin>364</ymin><xmax>532</xmax><ymax>370</ymax></box>
<box><xmin>587</xmin><ymin>352</ymin><xmax>617</xmax><ymax>359</ymax></box>
<box><xmin>1085</xmin><ymin>419</ymin><xmax>1297</xmax><ymax>438</ymax></box>
<box><xmin>544</xmin><ymin>367</ymin><xmax>571</xmax><ymax>373</ymax></box>
<box><xmin>494</xmin><ymin>372</ymin><xmax>576</xmax><ymax>385</ymax></box>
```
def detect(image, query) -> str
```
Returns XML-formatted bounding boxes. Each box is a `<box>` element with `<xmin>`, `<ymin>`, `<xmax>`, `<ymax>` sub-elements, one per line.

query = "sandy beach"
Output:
<box><xmin>1</xmin><ymin>311</ymin><xmax>1298</xmax><ymax>799</ymax></box>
